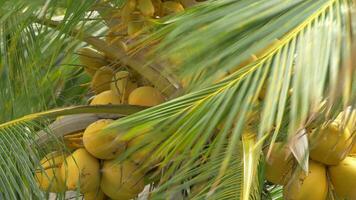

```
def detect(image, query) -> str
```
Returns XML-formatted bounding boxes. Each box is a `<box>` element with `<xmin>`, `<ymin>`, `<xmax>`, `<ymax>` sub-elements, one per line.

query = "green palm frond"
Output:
<box><xmin>0</xmin><ymin>0</ymin><xmax>108</xmax><ymax>122</ymax></box>
<box><xmin>0</xmin><ymin>0</ymin><xmax>354</xmax><ymax>199</ymax></box>
<box><xmin>104</xmin><ymin>0</ymin><xmax>355</xmax><ymax>199</ymax></box>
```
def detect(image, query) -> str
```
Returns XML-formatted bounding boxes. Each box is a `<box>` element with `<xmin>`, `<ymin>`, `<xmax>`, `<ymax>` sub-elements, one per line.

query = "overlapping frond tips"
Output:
<box><xmin>0</xmin><ymin>0</ymin><xmax>103</xmax><ymax>123</ymax></box>
<box><xmin>106</xmin><ymin>0</ymin><xmax>355</xmax><ymax>199</ymax></box>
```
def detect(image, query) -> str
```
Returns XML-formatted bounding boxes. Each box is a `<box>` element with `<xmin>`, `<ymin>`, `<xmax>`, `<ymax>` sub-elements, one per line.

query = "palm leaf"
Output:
<box><xmin>0</xmin><ymin>0</ymin><xmax>354</xmax><ymax>199</ymax></box>
<box><xmin>0</xmin><ymin>0</ymin><xmax>107</xmax><ymax>123</ymax></box>
<box><xmin>105</xmin><ymin>0</ymin><xmax>355</xmax><ymax>199</ymax></box>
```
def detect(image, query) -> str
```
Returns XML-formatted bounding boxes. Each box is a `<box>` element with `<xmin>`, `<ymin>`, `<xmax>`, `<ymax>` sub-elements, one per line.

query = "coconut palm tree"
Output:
<box><xmin>0</xmin><ymin>0</ymin><xmax>355</xmax><ymax>199</ymax></box>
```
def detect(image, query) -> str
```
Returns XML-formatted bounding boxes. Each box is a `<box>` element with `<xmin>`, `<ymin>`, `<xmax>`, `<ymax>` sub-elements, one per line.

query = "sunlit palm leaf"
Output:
<box><xmin>106</xmin><ymin>0</ymin><xmax>355</xmax><ymax>199</ymax></box>
<box><xmin>0</xmin><ymin>0</ymin><xmax>106</xmax><ymax>123</ymax></box>
<box><xmin>0</xmin><ymin>0</ymin><xmax>354</xmax><ymax>199</ymax></box>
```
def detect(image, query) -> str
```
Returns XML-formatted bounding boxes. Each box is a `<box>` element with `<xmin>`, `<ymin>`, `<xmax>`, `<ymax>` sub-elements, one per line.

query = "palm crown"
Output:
<box><xmin>0</xmin><ymin>0</ymin><xmax>355</xmax><ymax>199</ymax></box>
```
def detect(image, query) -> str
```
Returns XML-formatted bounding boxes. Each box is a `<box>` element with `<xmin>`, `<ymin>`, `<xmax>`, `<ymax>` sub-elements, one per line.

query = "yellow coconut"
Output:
<box><xmin>351</xmin><ymin>145</ymin><xmax>356</xmax><ymax>155</ymax></box>
<box><xmin>90</xmin><ymin>90</ymin><xmax>121</xmax><ymax>105</ymax></box>
<box><xmin>329</xmin><ymin>156</ymin><xmax>356</xmax><ymax>199</ymax></box>
<box><xmin>179</xmin><ymin>0</ymin><xmax>198</xmax><ymax>8</ymax></box>
<box><xmin>77</xmin><ymin>47</ymin><xmax>108</xmax><ymax>76</ymax></box>
<box><xmin>101</xmin><ymin>160</ymin><xmax>145</xmax><ymax>200</ymax></box>
<box><xmin>105</xmin><ymin>29</ymin><xmax>128</xmax><ymax>51</ymax></box>
<box><xmin>91</xmin><ymin>66</ymin><xmax>114</xmax><ymax>94</ymax></box>
<box><xmin>60</xmin><ymin>148</ymin><xmax>100</xmax><ymax>193</ymax></box>
<box><xmin>264</xmin><ymin>142</ymin><xmax>294</xmax><ymax>185</ymax></box>
<box><xmin>83</xmin><ymin>119</ymin><xmax>126</xmax><ymax>160</ymax></box>
<box><xmin>128</xmin><ymin>86</ymin><xmax>165</xmax><ymax>107</ymax></box>
<box><xmin>161</xmin><ymin>1</ymin><xmax>184</xmax><ymax>15</ymax></box>
<box><xmin>35</xmin><ymin>151</ymin><xmax>68</xmax><ymax>192</ymax></box>
<box><xmin>309</xmin><ymin>122</ymin><xmax>352</xmax><ymax>165</ymax></box>
<box><xmin>110</xmin><ymin>71</ymin><xmax>138</xmax><ymax>103</ymax></box>
<box><xmin>127</xmin><ymin>134</ymin><xmax>153</xmax><ymax>164</ymax></box>
<box><xmin>127</xmin><ymin>13</ymin><xmax>146</xmax><ymax>37</ymax></box>
<box><xmin>283</xmin><ymin>160</ymin><xmax>327</xmax><ymax>200</ymax></box>
<box><xmin>84</xmin><ymin>189</ymin><xmax>107</xmax><ymax>200</ymax></box>
<box><xmin>121</xmin><ymin>0</ymin><xmax>137</xmax><ymax>24</ymax></box>
<box><xmin>137</xmin><ymin>0</ymin><xmax>155</xmax><ymax>17</ymax></box>
<box><xmin>335</xmin><ymin>108</ymin><xmax>356</xmax><ymax>131</ymax></box>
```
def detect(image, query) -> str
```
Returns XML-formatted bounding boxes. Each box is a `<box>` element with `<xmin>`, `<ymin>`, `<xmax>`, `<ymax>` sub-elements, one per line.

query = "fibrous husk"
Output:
<box><xmin>264</xmin><ymin>142</ymin><xmax>294</xmax><ymax>185</ymax></box>
<box><xmin>83</xmin><ymin>119</ymin><xmax>126</xmax><ymax>160</ymax></box>
<box><xmin>78</xmin><ymin>47</ymin><xmax>108</xmax><ymax>76</ymax></box>
<box><xmin>101</xmin><ymin>160</ymin><xmax>145</xmax><ymax>200</ymax></box>
<box><xmin>128</xmin><ymin>86</ymin><xmax>165</xmax><ymax>106</ymax></box>
<box><xmin>283</xmin><ymin>160</ymin><xmax>327</xmax><ymax>200</ymax></box>
<box><xmin>90</xmin><ymin>90</ymin><xmax>122</xmax><ymax>105</ymax></box>
<box><xmin>105</xmin><ymin>29</ymin><xmax>128</xmax><ymax>51</ymax></box>
<box><xmin>60</xmin><ymin>148</ymin><xmax>100</xmax><ymax>193</ymax></box>
<box><xmin>91</xmin><ymin>66</ymin><xmax>115</xmax><ymax>94</ymax></box>
<box><xmin>63</xmin><ymin>131</ymin><xmax>84</xmax><ymax>150</ymax></box>
<box><xmin>35</xmin><ymin>151</ymin><xmax>68</xmax><ymax>193</ymax></box>
<box><xmin>329</xmin><ymin>156</ymin><xmax>356</xmax><ymax>199</ymax></box>
<box><xmin>309</xmin><ymin>122</ymin><xmax>352</xmax><ymax>165</ymax></box>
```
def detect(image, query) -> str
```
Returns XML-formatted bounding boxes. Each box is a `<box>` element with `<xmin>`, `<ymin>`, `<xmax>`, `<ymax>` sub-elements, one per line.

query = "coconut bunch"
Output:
<box><xmin>33</xmin><ymin>2</ymin><xmax>211</xmax><ymax>198</ymax></box>
<box><xmin>35</xmin><ymin>148</ymin><xmax>146</xmax><ymax>200</ymax></box>
<box><xmin>264</xmin><ymin>109</ymin><xmax>356</xmax><ymax>200</ymax></box>
<box><xmin>35</xmin><ymin>65</ymin><xmax>166</xmax><ymax>199</ymax></box>
<box><xmin>77</xmin><ymin>42</ymin><xmax>166</xmax><ymax>105</ymax></box>
<box><xmin>107</xmin><ymin>0</ymin><xmax>188</xmax><ymax>40</ymax></box>
<box><xmin>35</xmin><ymin>116</ymin><xmax>162</xmax><ymax>199</ymax></box>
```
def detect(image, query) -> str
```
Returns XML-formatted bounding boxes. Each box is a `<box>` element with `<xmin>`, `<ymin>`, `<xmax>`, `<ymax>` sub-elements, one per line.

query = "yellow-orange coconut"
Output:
<box><xmin>90</xmin><ymin>90</ymin><xmax>121</xmax><ymax>105</ymax></box>
<box><xmin>128</xmin><ymin>86</ymin><xmax>165</xmax><ymax>107</ymax></box>
<box><xmin>264</xmin><ymin>142</ymin><xmax>294</xmax><ymax>185</ymax></box>
<box><xmin>83</xmin><ymin>119</ymin><xmax>126</xmax><ymax>160</ymax></box>
<box><xmin>329</xmin><ymin>156</ymin><xmax>356</xmax><ymax>199</ymax></box>
<box><xmin>84</xmin><ymin>189</ymin><xmax>107</xmax><ymax>200</ymax></box>
<box><xmin>110</xmin><ymin>71</ymin><xmax>138</xmax><ymax>102</ymax></box>
<box><xmin>351</xmin><ymin>145</ymin><xmax>356</xmax><ymax>155</ymax></box>
<box><xmin>35</xmin><ymin>152</ymin><xmax>68</xmax><ymax>192</ymax></box>
<box><xmin>101</xmin><ymin>160</ymin><xmax>145</xmax><ymax>200</ymax></box>
<box><xmin>91</xmin><ymin>66</ymin><xmax>114</xmax><ymax>94</ymax></box>
<box><xmin>309</xmin><ymin>122</ymin><xmax>352</xmax><ymax>165</ymax></box>
<box><xmin>161</xmin><ymin>1</ymin><xmax>184</xmax><ymax>15</ymax></box>
<box><xmin>283</xmin><ymin>160</ymin><xmax>327</xmax><ymax>200</ymax></box>
<box><xmin>60</xmin><ymin>148</ymin><xmax>100</xmax><ymax>193</ymax></box>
